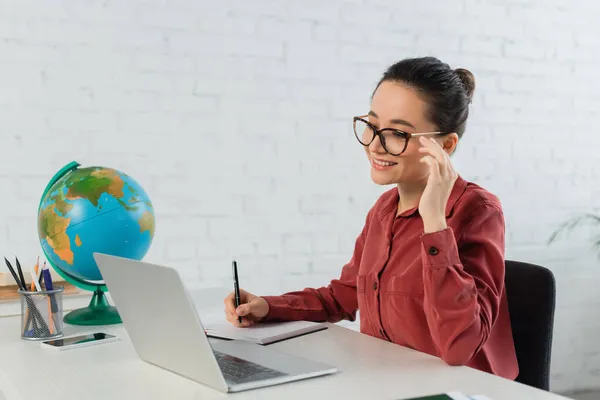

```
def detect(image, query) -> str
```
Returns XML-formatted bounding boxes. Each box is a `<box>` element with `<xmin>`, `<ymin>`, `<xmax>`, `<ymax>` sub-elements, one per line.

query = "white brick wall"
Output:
<box><xmin>1</xmin><ymin>0</ymin><xmax>599</xmax><ymax>394</ymax></box>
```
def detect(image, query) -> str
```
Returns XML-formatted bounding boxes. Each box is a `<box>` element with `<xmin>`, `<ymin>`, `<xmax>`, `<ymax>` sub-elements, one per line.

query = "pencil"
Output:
<box><xmin>4</xmin><ymin>257</ymin><xmax>25</xmax><ymax>291</ymax></box>
<box><xmin>29</xmin><ymin>264</ymin><xmax>42</xmax><ymax>292</ymax></box>
<box><xmin>5</xmin><ymin>257</ymin><xmax>34</xmax><ymax>335</ymax></box>
<box><xmin>14</xmin><ymin>257</ymin><xmax>27</xmax><ymax>290</ymax></box>
<box><xmin>36</xmin><ymin>257</ymin><xmax>44</xmax><ymax>289</ymax></box>
<box><xmin>31</xmin><ymin>259</ymin><xmax>40</xmax><ymax>291</ymax></box>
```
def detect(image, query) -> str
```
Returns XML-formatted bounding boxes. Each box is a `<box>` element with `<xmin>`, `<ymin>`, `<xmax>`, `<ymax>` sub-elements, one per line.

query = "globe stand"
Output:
<box><xmin>63</xmin><ymin>286</ymin><xmax>122</xmax><ymax>326</ymax></box>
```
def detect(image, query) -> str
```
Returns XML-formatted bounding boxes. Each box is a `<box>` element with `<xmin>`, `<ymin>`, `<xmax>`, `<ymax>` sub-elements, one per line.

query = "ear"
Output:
<box><xmin>442</xmin><ymin>133</ymin><xmax>459</xmax><ymax>155</ymax></box>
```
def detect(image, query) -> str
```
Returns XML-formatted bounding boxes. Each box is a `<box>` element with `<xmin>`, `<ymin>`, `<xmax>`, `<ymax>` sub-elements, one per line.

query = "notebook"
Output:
<box><xmin>203</xmin><ymin>320</ymin><xmax>327</xmax><ymax>345</ymax></box>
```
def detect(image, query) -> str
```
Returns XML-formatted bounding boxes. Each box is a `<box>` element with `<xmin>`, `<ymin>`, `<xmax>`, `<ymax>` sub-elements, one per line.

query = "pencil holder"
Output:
<box><xmin>18</xmin><ymin>287</ymin><xmax>65</xmax><ymax>341</ymax></box>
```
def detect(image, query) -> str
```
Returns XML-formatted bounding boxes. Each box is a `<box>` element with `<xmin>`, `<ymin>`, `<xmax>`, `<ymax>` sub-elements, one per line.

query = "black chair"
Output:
<box><xmin>505</xmin><ymin>260</ymin><xmax>556</xmax><ymax>391</ymax></box>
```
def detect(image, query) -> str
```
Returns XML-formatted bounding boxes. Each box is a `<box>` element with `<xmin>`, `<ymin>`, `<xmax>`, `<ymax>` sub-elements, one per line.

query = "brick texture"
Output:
<box><xmin>0</xmin><ymin>0</ymin><xmax>599</xmax><ymax>393</ymax></box>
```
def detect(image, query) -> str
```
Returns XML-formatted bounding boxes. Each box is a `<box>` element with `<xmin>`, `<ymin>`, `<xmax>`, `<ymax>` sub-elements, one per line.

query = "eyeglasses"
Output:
<box><xmin>353</xmin><ymin>116</ymin><xmax>445</xmax><ymax>156</ymax></box>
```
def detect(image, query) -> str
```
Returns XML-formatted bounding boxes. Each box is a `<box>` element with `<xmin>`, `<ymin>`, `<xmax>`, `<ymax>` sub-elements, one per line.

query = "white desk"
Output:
<box><xmin>0</xmin><ymin>289</ymin><xmax>573</xmax><ymax>400</ymax></box>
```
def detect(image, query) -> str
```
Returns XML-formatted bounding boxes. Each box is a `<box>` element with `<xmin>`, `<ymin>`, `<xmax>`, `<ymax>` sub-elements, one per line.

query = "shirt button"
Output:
<box><xmin>428</xmin><ymin>246</ymin><xmax>439</xmax><ymax>255</ymax></box>
<box><xmin>372</xmin><ymin>282</ymin><xmax>378</xmax><ymax>290</ymax></box>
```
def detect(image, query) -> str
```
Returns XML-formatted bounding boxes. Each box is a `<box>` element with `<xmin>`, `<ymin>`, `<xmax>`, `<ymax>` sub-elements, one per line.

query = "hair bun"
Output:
<box><xmin>454</xmin><ymin>68</ymin><xmax>476</xmax><ymax>102</ymax></box>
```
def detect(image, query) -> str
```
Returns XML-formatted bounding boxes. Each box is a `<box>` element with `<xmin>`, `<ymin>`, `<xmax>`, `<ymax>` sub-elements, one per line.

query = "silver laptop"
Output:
<box><xmin>93</xmin><ymin>253</ymin><xmax>338</xmax><ymax>393</ymax></box>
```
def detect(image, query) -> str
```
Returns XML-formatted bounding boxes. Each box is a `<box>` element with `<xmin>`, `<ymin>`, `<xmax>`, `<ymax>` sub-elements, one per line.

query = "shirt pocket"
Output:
<box><xmin>384</xmin><ymin>273</ymin><xmax>424</xmax><ymax>296</ymax></box>
<box><xmin>382</xmin><ymin>274</ymin><xmax>426</xmax><ymax>347</ymax></box>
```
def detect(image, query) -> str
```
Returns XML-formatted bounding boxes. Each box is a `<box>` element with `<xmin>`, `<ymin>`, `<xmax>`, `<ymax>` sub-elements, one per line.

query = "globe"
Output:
<box><xmin>37</xmin><ymin>161</ymin><xmax>155</xmax><ymax>325</ymax></box>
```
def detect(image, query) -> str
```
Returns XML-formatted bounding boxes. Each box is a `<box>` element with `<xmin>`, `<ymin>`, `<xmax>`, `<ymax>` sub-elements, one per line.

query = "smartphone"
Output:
<box><xmin>41</xmin><ymin>332</ymin><xmax>118</xmax><ymax>351</ymax></box>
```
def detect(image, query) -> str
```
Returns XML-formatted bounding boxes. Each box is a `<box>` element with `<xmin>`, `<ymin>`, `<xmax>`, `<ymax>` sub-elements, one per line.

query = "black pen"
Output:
<box><xmin>4</xmin><ymin>257</ymin><xmax>25</xmax><ymax>291</ymax></box>
<box><xmin>232</xmin><ymin>258</ymin><xmax>242</xmax><ymax>324</ymax></box>
<box><xmin>14</xmin><ymin>257</ymin><xmax>27</xmax><ymax>290</ymax></box>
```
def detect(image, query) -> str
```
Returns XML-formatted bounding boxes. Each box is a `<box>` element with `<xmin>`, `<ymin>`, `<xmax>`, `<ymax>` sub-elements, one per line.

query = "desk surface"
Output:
<box><xmin>0</xmin><ymin>289</ymin><xmax>573</xmax><ymax>400</ymax></box>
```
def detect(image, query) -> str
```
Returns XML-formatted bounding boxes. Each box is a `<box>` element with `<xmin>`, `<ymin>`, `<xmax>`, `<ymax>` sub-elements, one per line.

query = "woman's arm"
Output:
<box><xmin>420</xmin><ymin>201</ymin><xmax>506</xmax><ymax>366</ymax></box>
<box><xmin>261</xmin><ymin>210</ymin><xmax>372</xmax><ymax>323</ymax></box>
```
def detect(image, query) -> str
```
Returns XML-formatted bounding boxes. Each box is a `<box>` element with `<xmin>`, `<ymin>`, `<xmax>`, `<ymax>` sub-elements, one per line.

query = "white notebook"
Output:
<box><xmin>203</xmin><ymin>320</ymin><xmax>327</xmax><ymax>345</ymax></box>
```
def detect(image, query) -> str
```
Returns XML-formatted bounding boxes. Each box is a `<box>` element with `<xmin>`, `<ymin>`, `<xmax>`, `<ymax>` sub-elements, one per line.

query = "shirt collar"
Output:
<box><xmin>378</xmin><ymin>175</ymin><xmax>468</xmax><ymax>220</ymax></box>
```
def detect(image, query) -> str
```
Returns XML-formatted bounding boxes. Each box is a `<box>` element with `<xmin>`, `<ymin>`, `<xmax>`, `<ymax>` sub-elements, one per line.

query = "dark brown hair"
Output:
<box><xmin>374</xmin><ymin>56</ymin><xmax>476</xmax><ymax>138</ymax></box>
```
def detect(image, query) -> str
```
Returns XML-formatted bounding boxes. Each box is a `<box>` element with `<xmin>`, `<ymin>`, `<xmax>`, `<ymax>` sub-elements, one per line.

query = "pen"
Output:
<box><xmin>42</xmin><ymin>263</ymin><xmax>57</xmax><ymax>312</ymax></box>
<box><xmin>42</xmin><ymin>263</ymin><xmax>54</xmax><ymax>291</ymax></box>
<box><xmin>14</xmin><ymin>257</ymin><xmax>27</xmax><ymax>290</ymax></box>
<box><xmin>4</xmin><ymin>257</ymin><xmax>26</xmax><ymax>291</ymax></box>
<box><xmin>42</xmin><ymin>263</ymin><xmax>57</xmax><ymax>334</ymax></box>
<box><xmin>232</xmin><ymin>258</ymin><xmax>242</xmax><ymax>324</ymax></box>
<box><xmin>39</xmin><ymin>260</ymin><xmax>47</xmax><ymax>288</ymax></box>
<box><xmin>47</xmin><ymin>296</ymin><xmax>54</xmax><ymax>334</ymax></box>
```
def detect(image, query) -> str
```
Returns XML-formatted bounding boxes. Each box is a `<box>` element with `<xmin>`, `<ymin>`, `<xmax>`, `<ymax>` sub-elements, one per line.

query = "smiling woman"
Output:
<box><xmin>358</xmin><ymin>58</ymin><xmax>474</xmax><ymax>190</ymax></box>
<box><xmin>223</xmin><ymin>56</ymin><xmax>519</xmax><ymax>380</ymax></box>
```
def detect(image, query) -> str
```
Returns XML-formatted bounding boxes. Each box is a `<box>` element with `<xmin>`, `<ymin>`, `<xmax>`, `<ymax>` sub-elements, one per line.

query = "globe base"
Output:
<box><xmin>63</xmin><ymin>288</ymin><xmax>122</xmax><ymax>325</ymax></box>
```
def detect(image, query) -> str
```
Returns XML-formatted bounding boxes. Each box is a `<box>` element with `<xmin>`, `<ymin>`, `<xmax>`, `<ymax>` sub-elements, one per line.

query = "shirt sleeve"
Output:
<box><xmin>261</xmin><ymin>209</ymin><xmax>373</xmax><ymax>323</ymax></box>
<box><xmin>420</xmin><ymin>202</ymin><xmax>506</xmax><ymax>366</ymax></box>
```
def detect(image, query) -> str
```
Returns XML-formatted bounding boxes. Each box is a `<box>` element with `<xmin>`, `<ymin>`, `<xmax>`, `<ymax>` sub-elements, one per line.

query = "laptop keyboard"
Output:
<box><xmin>213</xmin><ymin>350</ymin><xmax>288</xmax><ymax>385</ymax></box>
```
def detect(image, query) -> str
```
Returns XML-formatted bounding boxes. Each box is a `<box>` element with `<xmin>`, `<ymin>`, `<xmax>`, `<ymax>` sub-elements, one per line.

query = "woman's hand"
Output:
<box><xmin>418</xmin><ymin>137</ymin><xmax>458</xmax><ymax>233</ymax></box>
<box><xmin>224</xmin><ymin>289</ymin><xmax>269</xmax><ymax>327</ymax></box>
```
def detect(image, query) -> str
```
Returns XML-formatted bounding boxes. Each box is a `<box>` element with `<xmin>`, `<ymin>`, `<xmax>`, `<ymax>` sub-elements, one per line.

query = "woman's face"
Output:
<box><xmin>363</xmin><ymin>81</ymin><xmax>447</xmax><ymax>186</ymax></box>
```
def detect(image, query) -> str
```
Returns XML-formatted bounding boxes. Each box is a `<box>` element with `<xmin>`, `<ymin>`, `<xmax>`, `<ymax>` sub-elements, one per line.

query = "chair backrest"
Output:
<box><xmin>505</xmin><ymin>260</ymin><xmax>556</xmax><ymax>391</ymax></box>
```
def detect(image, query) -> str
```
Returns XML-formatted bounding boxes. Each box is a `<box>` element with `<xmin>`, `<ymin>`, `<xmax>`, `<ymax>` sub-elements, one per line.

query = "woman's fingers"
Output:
<box><xmin>419</xmin><ymin>138</ymin><xmax>446</xmax><ymax>176</ymax></box>
<box><xmin>419</xmin><ymin>155</ymin><xmax>441</xmax><ymax>182</ymax></box>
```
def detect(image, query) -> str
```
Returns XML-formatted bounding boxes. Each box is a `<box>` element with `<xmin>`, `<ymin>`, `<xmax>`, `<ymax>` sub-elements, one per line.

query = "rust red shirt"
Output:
<box><xmin>262</xmin><ymin>176</ymin><xmax>519</xmax><ymax>379</ymax></box>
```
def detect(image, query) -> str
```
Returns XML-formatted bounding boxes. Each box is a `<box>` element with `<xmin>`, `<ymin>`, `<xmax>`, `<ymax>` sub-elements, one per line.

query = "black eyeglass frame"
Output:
<box><xmin>353</xmin><ymin>115</ymin><xmax>447</xmax><ymax>156</ymax></box>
